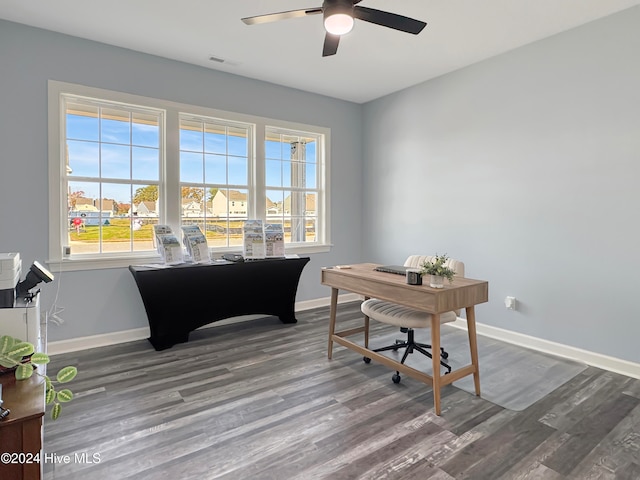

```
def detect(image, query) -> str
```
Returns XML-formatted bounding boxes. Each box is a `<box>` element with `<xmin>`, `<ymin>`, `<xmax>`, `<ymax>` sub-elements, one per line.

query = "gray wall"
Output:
<box><xmin>0</xmin><ymin>20</ymin><xmax>364</xmax><ymax>341</ymax></box>
<box><xmin>362</xmin><ymin>8</ymin><xmax>640</xmax><ymax>363</ymax></box>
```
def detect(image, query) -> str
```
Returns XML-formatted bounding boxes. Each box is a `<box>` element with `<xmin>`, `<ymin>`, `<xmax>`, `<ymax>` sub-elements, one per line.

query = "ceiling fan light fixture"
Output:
<box><xmin>324</xmin><ymin>13</ymin><xmax>353</xmax><ymax>35</ymax></box>
<box><xmin>323</xmin><ymin>0</ymin><xmax>354</xmax><ymax>35</ymax></box>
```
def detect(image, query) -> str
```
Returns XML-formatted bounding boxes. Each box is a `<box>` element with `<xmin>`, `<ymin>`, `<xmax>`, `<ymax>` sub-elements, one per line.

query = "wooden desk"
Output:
<box><xmin>321</xmin><ymin>263</ymin><xmax>488</xmax><ymax>415</ymax></box>
<box><xmin>0</xmin><ymin>376</ymin><xmax>45</xmax><ymax>480</ymax></box>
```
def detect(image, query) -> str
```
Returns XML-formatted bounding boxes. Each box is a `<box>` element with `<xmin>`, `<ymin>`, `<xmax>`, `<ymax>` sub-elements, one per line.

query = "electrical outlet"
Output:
<box><xmin>505</xmin><ymin>296</ymin><xmax>516</xmax><ymax>310</ymax></box>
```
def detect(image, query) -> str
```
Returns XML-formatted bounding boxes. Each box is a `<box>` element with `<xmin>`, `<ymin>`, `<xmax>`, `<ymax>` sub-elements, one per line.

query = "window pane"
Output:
<box><xmin>305</xmin><ymin>217</ymin><xmax>317</xmax><ymax>242</ymax></box>
<box><xmin>101</xmin><ymin>143</ymin><xmax>131</xmax><ymax>179</ymax></box>
<box><xmin>101</xmin><ymin>108</ymin><xmax>131</xmax><ymax>144</ymax></box>
<box><xmin>68</xmin><ymin>179</ymin><xmax>100</xmax><ymax>255</ymax></box>
<box><xmin>290</xmin><ymin>216</ymin><xmax>306</xmax><ymax>243</ymax></box>
<box><xmin>305</xmin><ymin>163</ymin><xmax>317</xmax><ymax>189</ymax></box>
<box><xmin>67</xmin><ymin>140</ymin><xmax>99</xmax><ymax>177</ymax></box>
<box><xmin>67</xmin><ymin>181</ymin><xmax>155</xmax><ymax>254</ymax></box>
<box><xmin>228</xmin><ymin>188</ymin><xmax>247</xmax><ymax>247</ymax></box>
<box><xmin>132</xmin><ymin>146</ymin><xmax>159</xmax><ymax>181</ymax></box>
<box><xmin>204</xmin><ymin>123</ymin><xmax>226</xmax><ymax>154</ymax></box>
<box><xmin>266</xmin><ymin>190</ymin><xmax>284</xmax><ymax>218</ymax></box>
<box><xmin>227</xmin><ymin>127</ymin><xmax>247</xmax><ymax>156</ymax></box>
<box><xmin>306</xmin><ymin>141</ymin><xmax>317</xmax><ymax>163</ymax></box>
<box><xmin>265</xmin><ymin>139</ymin><xmax>282</xmax><ymax>159</ymax></box>
<box><xmin>130</xmin><ymin>183</ymin><xmax>159</xmax><ymax>252</ymax></box>
<box><xmin>282</xmin><ymin>162</ymin><xmax>291</xmax><ymax>188</ymax></box>
<box><xmin>228</xmin><ymin>156</ymin><xmax>247</xmax><ymax>185</ymax></box>
<box><xmin>66</xmin><ymin>104</ymin><xmax>99</xmax><ymax>141</ymax></box>
<box><xmin>181</xmin><ymin>187</ymin><xmax>206</xmax><ymax>245</ymax></box>
<box><xmin>180</xmin><ymin>151</ymin><xmax>203</xmax><ymax>183</ymax></box>
<box><xmin>204</xmin><ymin>154</ymin><xmax>226</xmax><ymax>184</ymax></box>
<box><xmin>132</xmin><ymin>112</ymin><xmax>159</xmax><ymax>147</ymax></box>
<box><xmin>266</xmin><ymin>160</ymin><xmax>282</xmax><ymax>187</ymax></box>
<box><xmin>100</xmin><ymin>183</ymin><xmax>132</xmax><ymax>253</ymax></box>
<box><xmin>180</xmin><ymin>121</ymin><xmax>203</xmax><ymax>151</ymax></box>
<box><xmin>207</xmin><ymin>188</ymin><xmax>248</xmax><ymax>247</ymax></box>
<box><xmin>305</xmin><ymin>193</ymin><xmax>317</xmax><ymax>216</ymax></box>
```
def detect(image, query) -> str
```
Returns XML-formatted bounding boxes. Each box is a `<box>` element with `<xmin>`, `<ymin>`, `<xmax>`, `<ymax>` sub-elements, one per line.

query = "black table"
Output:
<box><xmin>129</xmin><ymin>257</ymin><xmax>310</xmax><ymax>350</ymax></box>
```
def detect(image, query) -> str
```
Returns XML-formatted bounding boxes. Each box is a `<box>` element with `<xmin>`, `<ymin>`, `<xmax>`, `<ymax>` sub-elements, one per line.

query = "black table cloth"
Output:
<box><xmin>129</xmin><ymin>257</ymin><xmax>310</xmax><ymax>350</ymax></box>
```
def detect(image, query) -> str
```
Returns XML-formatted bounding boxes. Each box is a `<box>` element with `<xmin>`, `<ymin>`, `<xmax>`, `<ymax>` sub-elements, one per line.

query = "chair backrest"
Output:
<box><xmin>404</xmin><ymin>255</ymin><xmax>465</xmax><ymax>278</ymax></box>
<box><xmin>404</xmin><ymin>255</ymin><xmax>465</xmax><ymax>316</ymax></box>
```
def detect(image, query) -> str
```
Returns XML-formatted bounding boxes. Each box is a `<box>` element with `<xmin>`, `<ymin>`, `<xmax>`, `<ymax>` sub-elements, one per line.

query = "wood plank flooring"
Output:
<box><xmin>42</xmin><ymin>302</ymin><xmax>640</xmax><ymax>479</ymax></box>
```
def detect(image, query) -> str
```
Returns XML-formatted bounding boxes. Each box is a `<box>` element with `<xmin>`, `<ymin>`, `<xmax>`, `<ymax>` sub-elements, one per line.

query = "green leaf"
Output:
<box><xmin>57</xmin><ymin>389</ymin><xmax>74</xmax><ymax>402</ymax></box>
<box><xmin>15</xmin><ymin>363</ymin><xmax>34</xmax><ymax>380</ymax></box>
<box><xmin>6</xmin><ymin>342</ymin><xmax>35</xmax><ymax>358</ymax></box>
<box><xmin>56</xmin><ymin>366</ymin><xmax>78</xmax><ymax>383</ymax></box>
<box><xmin>51</xmin><ymin>403</ymin><xmax>62</xmax><ymax>420</ymax></box>
<box><xmin>45</xmin><ymin>387</ymin><xmax>56</xmax><ymax>404</ymax></box>
<box><xmin>0</xmin><ymin>355</ymin><xmax>20</xmax><ymax>368</ymax></box>
<box><xmin>0</xmin><ymin>335</ymin><xmax>17</xmax><ymax>354</ymax></box>
<box><xmin>30</xmin><ymin>352</ymin><xmax>50</xmax><ymax>365</ymax></box>
<box><xmin>45</xmin><ymin>375</ymin><xmax>52</xmax><ymax>390</ymax></box>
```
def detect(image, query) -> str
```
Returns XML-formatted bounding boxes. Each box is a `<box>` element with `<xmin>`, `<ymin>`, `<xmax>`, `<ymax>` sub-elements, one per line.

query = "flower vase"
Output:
<box><xmin>429</xmin><ymin>275</ymin><xmax>445</xmax><ymax>289</ymax></box>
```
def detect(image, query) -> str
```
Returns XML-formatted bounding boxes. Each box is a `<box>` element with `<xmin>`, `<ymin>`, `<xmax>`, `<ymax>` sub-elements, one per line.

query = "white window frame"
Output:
<box><xmin>48</xmin><ymin>80</ymin><xmax>331</xmax><ymax>271</ymax></box>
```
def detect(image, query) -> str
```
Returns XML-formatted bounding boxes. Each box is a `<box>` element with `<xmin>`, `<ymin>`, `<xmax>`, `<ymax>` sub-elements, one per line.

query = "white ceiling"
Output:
<box><xmin>1</xmin><ymin>0</ymin><xmax>639</xmax><ymax>103</ymax></box>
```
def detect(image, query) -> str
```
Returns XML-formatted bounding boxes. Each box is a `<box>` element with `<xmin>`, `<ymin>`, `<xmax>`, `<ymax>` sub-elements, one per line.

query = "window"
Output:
<box><xmin>179</xmin><ymin>115</ymin><xmax>250</xmax><ymax>248</ymax></box>
<box><xmin>48</xmin><ymin>81</ymin><xmax>330</xmax><ymax>270</ymax></box>
<box><xmin>63</xmin><ymin>97</ymin><xmax>163</xmax><ymax>256</ymax></box>
<box><xmin>265</xmin><ymin>127</ymin><xmax>322</xmax><ymax>245</ymax></box>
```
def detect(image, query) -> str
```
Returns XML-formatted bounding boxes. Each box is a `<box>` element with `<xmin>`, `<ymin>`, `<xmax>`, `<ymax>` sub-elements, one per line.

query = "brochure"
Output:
<box><xmin>181</xmin><ymin>225</ymin><xmax>210</xmax><ymax>264</ymax></box>
<box><xmin>153</xmin><ymin>224</ymin><xmax>174</xmax><ymax>255</ymax></box>
<box><xmin>264</xmin><ymin>223</ymin><xmax>285</xmax><ymax>258</ymax></box>
<box><xmin>243</xmin><ymin>220</ymin><xmax>265</xmax><ymax>259</ymax></box>
<box><xmin>156</xmin><ymin>233</ymin><xmax>184</xmax><ymax>265</ymax></box>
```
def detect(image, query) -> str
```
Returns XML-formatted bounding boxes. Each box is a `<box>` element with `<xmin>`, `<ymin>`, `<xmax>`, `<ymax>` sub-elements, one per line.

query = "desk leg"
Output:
<box><xmin>431</xmin><ymin>313</ymin><xmax>442</xmax><ymax>416</ymax></box>
<box><xmin>466</xmin><ymin>306</ymin><xmax>481</xmax><ymax>396</ymax></box>
<box><xmin>363</xmin><ymin>296</ymin><xmax>370</xmax><ymax>349</ymax></box>
<box><xmin>328</xmin><ymin>288</ymin><xmax>339</xmax><ymax>359</ymax></box>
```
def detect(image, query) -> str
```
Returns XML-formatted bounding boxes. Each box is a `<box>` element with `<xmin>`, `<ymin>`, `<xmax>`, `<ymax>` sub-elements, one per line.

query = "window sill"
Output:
<box><xmin>47</xmin><ymin>244</ymin><xmax>332</xmax><ymax>272</ymax></box>
<box><xmin>47</xmin><ymin>253</ymin><xmax>164</xmax><ymax>272</ymax></box>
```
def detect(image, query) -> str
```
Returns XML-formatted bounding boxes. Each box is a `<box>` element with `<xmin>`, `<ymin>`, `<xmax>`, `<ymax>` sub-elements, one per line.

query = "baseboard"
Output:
<box><xmin>51</xmin><ymin>295</ymin><xmax>639</xmax><ymax>380</ymax></box>
<box><xmin>451</xmin><ymin>318</ymin><xmax>640</xmax><ymax>380</ymax></box>
<box><xmin>47</xmin><ymin>292</ymin><xmax>363</xmax><ymax>356</ymax></box>
<box><xmin>47</xmin><ymin>327</ymin><xmax>150</xmax><ymax>355</ymax></box>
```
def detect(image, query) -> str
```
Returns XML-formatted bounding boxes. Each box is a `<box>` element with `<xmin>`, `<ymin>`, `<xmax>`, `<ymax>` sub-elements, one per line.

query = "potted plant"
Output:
<box><xmin>0</xmin><ymin>335</ymin><xmax>77</xmax><ymax>420</ymax></box>
<box><xmin>420</xmin><ymin>254</ymin><xmax>456</xmax><ymax>289</ymax></box>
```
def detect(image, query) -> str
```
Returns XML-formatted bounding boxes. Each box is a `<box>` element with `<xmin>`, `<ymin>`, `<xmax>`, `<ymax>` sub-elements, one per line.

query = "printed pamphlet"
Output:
<box><xmin>181</xmin><ymin>225</ymin><xmax>210</xmax><ymax>264</ymax></box>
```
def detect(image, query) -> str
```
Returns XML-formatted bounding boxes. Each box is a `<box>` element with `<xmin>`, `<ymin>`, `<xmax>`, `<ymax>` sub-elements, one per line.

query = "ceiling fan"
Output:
<box><xmin>241</xmin><ymin>0</ymin><xmax>427</xmax><ymax>57</ymax></box>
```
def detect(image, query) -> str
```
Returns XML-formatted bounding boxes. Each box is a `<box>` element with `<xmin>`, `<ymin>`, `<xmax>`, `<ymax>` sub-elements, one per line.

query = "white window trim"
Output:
<box><xmin>48</xmin><ymin>80</ymin><xmax>331</xmax><ymax>272</ymax></box>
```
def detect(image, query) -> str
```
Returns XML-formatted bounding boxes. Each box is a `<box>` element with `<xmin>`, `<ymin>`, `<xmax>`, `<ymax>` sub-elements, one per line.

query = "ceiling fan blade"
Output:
<box><xmin>353</xmin><ymin>6</ymin><xmax>426</xmax><ymax>34</ymax></box>
<box><xmin>322</xmin><ymin>33</ymin><xmax>340</xmax><ymax>57</ymax></box>
<box><xmin>242</xmin><ymin>8</ymin><xmax>322</xmax><ymax>26</ymax></box>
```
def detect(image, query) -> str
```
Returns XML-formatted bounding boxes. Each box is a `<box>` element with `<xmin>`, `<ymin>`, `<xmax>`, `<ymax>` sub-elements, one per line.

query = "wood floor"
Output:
<box><xmin>43</xmin><ymin>302</ymin><xmax>640</xmax><ymax>479</ymax></box>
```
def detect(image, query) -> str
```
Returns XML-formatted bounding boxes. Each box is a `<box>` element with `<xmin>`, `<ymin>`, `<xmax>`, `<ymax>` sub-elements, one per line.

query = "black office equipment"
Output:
<box><xmin>374</xmin><ymin>265</ymin><xmax>409</xmax><ymax>275</ymax></box>
<box><xmin>223</xmin><ymin>253</ymin><xmax>244</xmax><ymax>263</ymax></box>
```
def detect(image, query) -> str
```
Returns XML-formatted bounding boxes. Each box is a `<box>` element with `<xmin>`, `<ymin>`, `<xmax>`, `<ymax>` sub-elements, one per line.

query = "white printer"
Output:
<box><xmin>0</xmin><ymin>253</ymin><xmax>53</xmax><ymax>348</ymax></box>
<box><xmin>0</xmin><ymin>252</ymin><xmax>21</xmax><ymax>308</ymax></box>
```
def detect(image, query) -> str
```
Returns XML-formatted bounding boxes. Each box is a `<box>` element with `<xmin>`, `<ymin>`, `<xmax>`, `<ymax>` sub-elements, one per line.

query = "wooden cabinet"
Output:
<box><xmin>0</xmin><ymin>376</ymin><xmax>45</xmax><ymax>480</ymax></box>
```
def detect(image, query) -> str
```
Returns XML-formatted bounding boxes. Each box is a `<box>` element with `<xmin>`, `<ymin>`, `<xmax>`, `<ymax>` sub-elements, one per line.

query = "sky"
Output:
<box><xmin>66</xmin><ymin>111</ymin><xmax>318</xmax><ymax>207</ymax></box>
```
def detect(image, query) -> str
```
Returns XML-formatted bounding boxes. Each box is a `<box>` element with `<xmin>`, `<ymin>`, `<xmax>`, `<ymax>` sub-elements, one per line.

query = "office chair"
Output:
<box><xmin>361</xmin><ymin>255</ymin><xmax>464</xmax><ymax>384</ymax></box>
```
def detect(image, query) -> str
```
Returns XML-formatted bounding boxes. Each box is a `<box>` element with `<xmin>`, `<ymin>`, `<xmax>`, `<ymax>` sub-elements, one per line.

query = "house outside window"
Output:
<box><xmin>48</xmin><ymin>81</ymin><xmax>330</xmax><ymax>270</ymax></box>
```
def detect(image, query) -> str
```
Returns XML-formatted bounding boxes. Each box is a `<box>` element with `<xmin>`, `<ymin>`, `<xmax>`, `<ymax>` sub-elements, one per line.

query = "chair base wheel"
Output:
<box><xmin>441</xmin><ymin>351</ymin><xmax>449</xmax><ymax>359</ymax></box>
<box><xmin>392</xmin><ymin>373</ymin><xmax>401</xmax><ymax>384</ymax></box>
<box><xmin>363</xmin><ymin>356</ymin><xmax>371</xmax><ymax>364</ymax></box>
